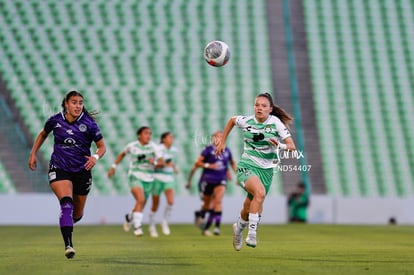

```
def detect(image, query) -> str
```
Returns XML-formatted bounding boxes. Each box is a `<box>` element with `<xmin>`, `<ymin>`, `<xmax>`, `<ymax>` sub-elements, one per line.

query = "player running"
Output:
<box><xmin>108</xmin><ymin>126</ymin><xmax>161</xmax><ymax>237</ymax></box>
<box><xmin>148</xmin><ymin>132</ymin><xmax>179</xmax><ymax>237</ymax></box>
<box><xmin>215</xmin><ymin>92</ymin><xmax>296</xmax><ymax>250</ymax></box>
<box><xmin>29</xmin><ymin>90</ymin><xmax>106</xmax><ymax>259</ymax></box>
<box><xmin>186</xmin><ymin>131</ymin><xmax>236</xmax><ymax>236</ymax></box>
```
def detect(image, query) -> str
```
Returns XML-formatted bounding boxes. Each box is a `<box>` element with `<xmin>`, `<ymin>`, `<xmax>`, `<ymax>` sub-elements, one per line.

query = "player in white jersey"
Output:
<box><xmin>148</xmin><ymin>132</ymin><xmax>179</xmax><ymax>237</ymax></box>
<box><xmin>215</xmin><ymin>93</ymin><xmax>296</xmax><ymax>250</ymax></box>
<box><xmin>108</xmin><ymin>126</ymin><xmax>161</xmax><ymax>237</ymax></box>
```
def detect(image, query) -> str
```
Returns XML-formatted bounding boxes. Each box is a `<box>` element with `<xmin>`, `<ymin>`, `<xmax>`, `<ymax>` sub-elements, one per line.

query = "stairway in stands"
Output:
<box><xmin>266</xmin><ymin>0</ymin><xmax>326</xmax><ymax>194</ymax></box>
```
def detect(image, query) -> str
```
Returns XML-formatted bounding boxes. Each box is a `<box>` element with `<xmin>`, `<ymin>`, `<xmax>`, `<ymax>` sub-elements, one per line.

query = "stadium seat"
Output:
<box><xmin>1</xmin><ymin>0</ymin><xmax>275</xmax><ymax>194</ymax></box>
<box><xmin>0</xmin><ymin>163</ymin><xmax>16</xmax><ymax>194</ymax></box>
<box><xmin>304</xmin><ymin>0</ymin><xmax>414</xmax><ymax>197</ymax></box>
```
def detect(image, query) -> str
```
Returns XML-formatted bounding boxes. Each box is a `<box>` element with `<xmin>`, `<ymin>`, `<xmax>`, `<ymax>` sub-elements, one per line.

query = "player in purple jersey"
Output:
<box><xmin>186</xmin><ymin>131</ymin><xmax>236</xmax><ymax>236</ymax></box>
<box><xmin>29</xmin><ymin>90</ymin><xmax>106</xmax><ymax>259</ymax></box>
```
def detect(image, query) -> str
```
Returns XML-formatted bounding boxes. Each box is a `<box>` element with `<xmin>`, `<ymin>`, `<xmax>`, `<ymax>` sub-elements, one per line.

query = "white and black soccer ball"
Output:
<box><xmin>204</xmin><ymin>40</ymin><xmax>230</xmax><ymax>67</ymax></box>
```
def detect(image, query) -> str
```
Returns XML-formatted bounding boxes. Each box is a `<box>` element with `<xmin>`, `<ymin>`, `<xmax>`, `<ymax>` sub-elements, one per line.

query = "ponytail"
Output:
<box><xmin>257</xmin><ymin>92</ymin><xmax>293</xmax><ymax>126</ymax></box>
<box><xmin>271</xmin><ymin>105</ymin><xmax>293</xmax><ymax>126</ymax></box>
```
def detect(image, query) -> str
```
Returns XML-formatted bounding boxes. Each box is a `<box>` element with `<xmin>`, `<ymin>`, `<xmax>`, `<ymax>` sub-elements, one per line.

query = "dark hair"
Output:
<box><xmin>160</xmin><ymin>131</ymin><xmax>171</xmax><ymax>143</ymax></box>
<box><xmin>297</xmin><ymin>182</ymin><xmax>306</xmax><ymax>189</ymax></box>
<box><xmin>137</xmin><ymin>126</ymin><xmax>151</xmax><ymax>136</ymax></box>
<box><xmin>257</xmin><ymin>92</ymin><xmax>293</xmax><ymax>126</ymax></box>
<box><xmin>61</xmin><ymin>90</ymin><xmax>98</xmax><ymax>120</ymax></box>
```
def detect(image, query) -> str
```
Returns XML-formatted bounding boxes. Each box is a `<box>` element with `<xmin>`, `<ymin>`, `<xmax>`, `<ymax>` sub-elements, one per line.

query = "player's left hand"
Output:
<box><xmin>268</xmin><ymin>138</ymin><xmax>279</xmax><ymax>147</ymax></box>
<box><xmin>84</xmin><ymin>155</ymin><xmax>97</xmax><ymax>170</ymax></box>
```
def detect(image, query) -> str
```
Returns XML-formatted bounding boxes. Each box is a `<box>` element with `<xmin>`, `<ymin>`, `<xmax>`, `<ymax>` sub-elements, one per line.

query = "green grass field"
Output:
<box><xmin>1</xmin><ymin>224</ymin><xmax>414</xmax><ymax>274</ymax></box>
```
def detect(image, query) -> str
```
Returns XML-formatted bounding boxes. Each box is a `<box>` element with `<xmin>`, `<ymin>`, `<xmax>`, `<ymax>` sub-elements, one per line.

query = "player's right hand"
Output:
<box><xmin>214</xmin><ymin>142</ymin><xmax>225</xmax><ymax>156</ymax></box>
<box><xmin>107</xmin><ymin>168</ymin><xmax>115</xmax><ymax>178</ymax></box>
<box><xmin>28</xmin><ymin>156</ymin><xmax>37</xmax><ymax>171</ymax></box>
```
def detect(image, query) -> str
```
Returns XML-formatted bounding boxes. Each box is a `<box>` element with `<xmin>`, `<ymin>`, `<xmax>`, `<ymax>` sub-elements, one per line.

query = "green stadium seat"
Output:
<box><xmin>304</xmin><ymin>0</ymin><xmax>414</xmax><ymax>197</ymax></box>
<box><xmin>0</xmin><ymin>0</ymin><xmax>275</xmax><ymax>195</ymax></box>
<box><xmin>0</xmin><ymin>160</ymin><xmax>16</xmax><ymax>194</ymax></box>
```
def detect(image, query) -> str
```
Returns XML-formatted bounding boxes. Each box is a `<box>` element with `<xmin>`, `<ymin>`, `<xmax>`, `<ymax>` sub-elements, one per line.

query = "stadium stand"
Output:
<box><xmin>304</xmin><ymin>0</ymin><xmax>414</xmax><ymax>197</ymax></box>
<box><xmin>0</xmin><ymin>161</ymin><xmax>15</xmax><ymax>194</ymax></box>
<box><xmin>0</xmin><ymin>0</ymin><xmax>276</xmax><ymax>195</ymax></box>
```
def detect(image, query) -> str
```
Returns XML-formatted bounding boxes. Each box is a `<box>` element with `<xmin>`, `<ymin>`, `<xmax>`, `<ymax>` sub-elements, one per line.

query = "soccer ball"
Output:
<box><xmin>204</xmin><ymin>40</ymin><xmax>230</xmax><ymax>67</ymax></box>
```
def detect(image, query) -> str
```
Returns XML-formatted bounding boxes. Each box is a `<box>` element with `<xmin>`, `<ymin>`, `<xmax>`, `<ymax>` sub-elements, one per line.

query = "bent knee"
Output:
<box><xmin>253</xmin><ymin>191</ymin><xmax>266</xmax><ymax>202</ymax></box>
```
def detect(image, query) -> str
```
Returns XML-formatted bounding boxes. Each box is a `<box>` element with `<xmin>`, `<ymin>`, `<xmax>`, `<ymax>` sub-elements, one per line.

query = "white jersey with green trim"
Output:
<box><xmin>154</xmin><ymin>144</ymin><xmax>178</xmax><ymax>183</ymax></box>
<box><xmin>123</xmin><ymin>140</ymin><xmax>161</xmax><ymax>182</ymax></box>
<box><xmin>235</xmin><ymin>115</ymin><xmax>291</xmax><ymax>169</ymax></box>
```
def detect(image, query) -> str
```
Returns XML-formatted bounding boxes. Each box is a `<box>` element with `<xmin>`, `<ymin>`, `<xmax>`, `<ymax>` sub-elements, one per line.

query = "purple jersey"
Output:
<box><xmin>44</xmin><ymin>112</ymin><xmax>103</xmax><ymax>172</ymax></box>
<box><xmin>199</xmin><ymin>145</ymin><xmax>233</xmax><ymax>184</ymax></box>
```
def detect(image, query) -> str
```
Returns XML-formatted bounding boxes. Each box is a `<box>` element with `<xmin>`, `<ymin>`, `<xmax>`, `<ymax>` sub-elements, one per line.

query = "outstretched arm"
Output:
<box><xmin>107</xmin><ymin>150</ymin><xmax>127</xmax><ymax>178</ymax></box>
<box><xmin>215</xmin><ymin>116</ymin><xmax>236</xmax><ymax>155</ymax></box>
<box><xmin>186</xmin><ymin>164</ymin><xmax>199</xmax><ymax>189</ymax></box>
<box><xmin>28</xmin><ymin>130</ymin><xmax>49</xmax><ymax>171</ymax></box>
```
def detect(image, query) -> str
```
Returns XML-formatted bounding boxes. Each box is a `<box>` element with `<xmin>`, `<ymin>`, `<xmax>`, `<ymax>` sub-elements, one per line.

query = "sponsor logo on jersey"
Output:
<box><xmin>66</xmin><ymin>129</ymin><xmax>74</xmax><ymax>135</ymax></box>
<box><xmin>64</xmin><ymin>137</ymin><xmax>76</xmax><ymax>145</ymax></box>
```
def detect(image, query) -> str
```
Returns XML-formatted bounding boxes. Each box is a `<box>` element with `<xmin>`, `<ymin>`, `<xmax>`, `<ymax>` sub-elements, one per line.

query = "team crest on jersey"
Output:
<box><xmin>265</xmin><ymin>125</ymin><xmax>272</xmax><ymax>133</ymax></box>
<box><xmin>79</xmin><ymin>124</ymin><xmax>87</xmax><ymax>132</ymax></box>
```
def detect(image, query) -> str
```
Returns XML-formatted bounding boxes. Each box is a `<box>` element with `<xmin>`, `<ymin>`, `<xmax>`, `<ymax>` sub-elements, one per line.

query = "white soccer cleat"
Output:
<box><xmin>213</xmin><ymin>227</ymin><xmax>221</xmax><ymax>236</ymax></box>
<box><xmin>134</xmin><ymin>227</ymin><xmax>144</xmax><ymax>237</ymax></box>
<box><xmin>202</xmin><ymin>229</ymin><xmax>213</xmax><ymax>237</ymax></box>
<box><xmin>232</xmin><ymin>223</ymin><xmax>243</xmax><ymax>251</ymax></box>
<box><xmin>123</xmin><ymin>214</ymin><xmax>132</xmax><ymax>232</ymax></box>
<box><xmin>161</xmin><ymin>221</ymin><xmax>170</xmax><ymax>235</ymax></box>
<box><xmin>65</xmin><ymin>246</ymin><xmax>76</xmax><ymax>259</ymax></box>
<box><xmin>245</xmin><ymin>232</ymin><xmax>257</xmax><ymax>248</ymax></box>
<box><xmin>149</xmin><ymin>225</ymin><xmax>159</xmax><ymax>238</ymax></box>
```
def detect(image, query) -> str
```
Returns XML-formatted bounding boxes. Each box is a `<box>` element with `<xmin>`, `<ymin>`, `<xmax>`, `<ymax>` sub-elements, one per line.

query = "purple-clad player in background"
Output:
<box><xmin>28</xmin><ymin>90</ymin><xmax>106</xmax><ymax>259</ymax></box>
<box><xmin>186</xmin><ymin>131</ymin><xmax>236</xmax><ymax>236</ymax></box>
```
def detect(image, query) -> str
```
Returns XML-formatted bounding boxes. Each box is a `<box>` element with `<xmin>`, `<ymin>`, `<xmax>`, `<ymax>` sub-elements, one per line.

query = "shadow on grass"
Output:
<box><xmin>95</xmin><ymin>258</ymin><xmax>196</xmax><ymax>267</ymax></box>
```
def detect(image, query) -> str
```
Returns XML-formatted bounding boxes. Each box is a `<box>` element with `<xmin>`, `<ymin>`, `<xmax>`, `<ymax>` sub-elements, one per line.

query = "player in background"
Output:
<box><xmin>148</xmin><ymin>132</ymin><xmax>179</xmax><ymax>237</ymax></box>
<box><xmin>215</xmin><ymin>92</ymin><xmax>296</xmax><ymax>250</ymax></box>
<box><xmin>29</xmin><ymin>90</ymin><xmax>106</xmax><ymax>259</ymax></box>
<box><xmin>108</xmin><ymin>126</ymin><xmax>161</xmax><ymax>237</ymax></box>
<box><xmin>186</xmin><ymin>131</ymin><xmax>237</xmax><ymax>236</ymax></box>
<box><xmin>288</xmin><ymin>181</ymin><xmax>310</xmax><ymax>223</ymax></box>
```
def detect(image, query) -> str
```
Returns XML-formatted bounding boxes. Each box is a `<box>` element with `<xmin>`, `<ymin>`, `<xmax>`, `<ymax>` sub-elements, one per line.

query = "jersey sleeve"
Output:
<box><xmin>234</xmin><ymin>115</ymin><xmax>246</xmax><ymax>128</ymax></box>
<box><xmin>153</xmin><ymin>143</ymin><xmax>163</xmax><ymax>159</ymax></box>
<box><xmin>226</xmin><ymin>148</ymin><xmax>233</xmax><ymax>162</ymax></box>
<box><xmin>275</xmin><ymin>119</ymin><xmax>291</xmax><ymax>140</ymax></box>
<box><xmin>43</xmin><ymin>115</ymin><xmax>56</xmax><ymax>134</ymax></box>
<box><xmin>200</xmin><ymin>146</ymin><xmax>210</xmax><ymax>158</ymax></box>
<box><xmin>122</xmin><ymin>142</ymin><xmax>133</xmax><ymax>154</ymax></box>
<box><xmin>89</xmin><ymin>120</ymin><xmax>103</xmax><ymax>142</ymax></box>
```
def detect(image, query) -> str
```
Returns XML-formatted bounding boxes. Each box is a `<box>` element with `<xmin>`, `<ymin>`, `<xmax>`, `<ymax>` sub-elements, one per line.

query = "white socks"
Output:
<box><xmin>148</xmin><ymin>211</ymin><xmax>156</xmax><ymax>227</ymax></box>
<box><xmin>248</xmin><ymin>213</ymin><xmax>260</xmax><ymax>234</ymax></box>
<box><xmin>237</xmin><ymin>217</ymin><xmax>248</xmax><ymax>232</ymax></box>
<box><xmin>133</xmin><ymin>212</ymin><xmax>143</xmax><ymax>229</ymax></box>
<box><xmin>163</xmin><ymin>205</ymin><xmax>173</xmax><ymax>223</ymax></box>
<box><xmin>148</xmin><ymin>205</ymin><xmax>173</xmax><ymax>226</ymax></box>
